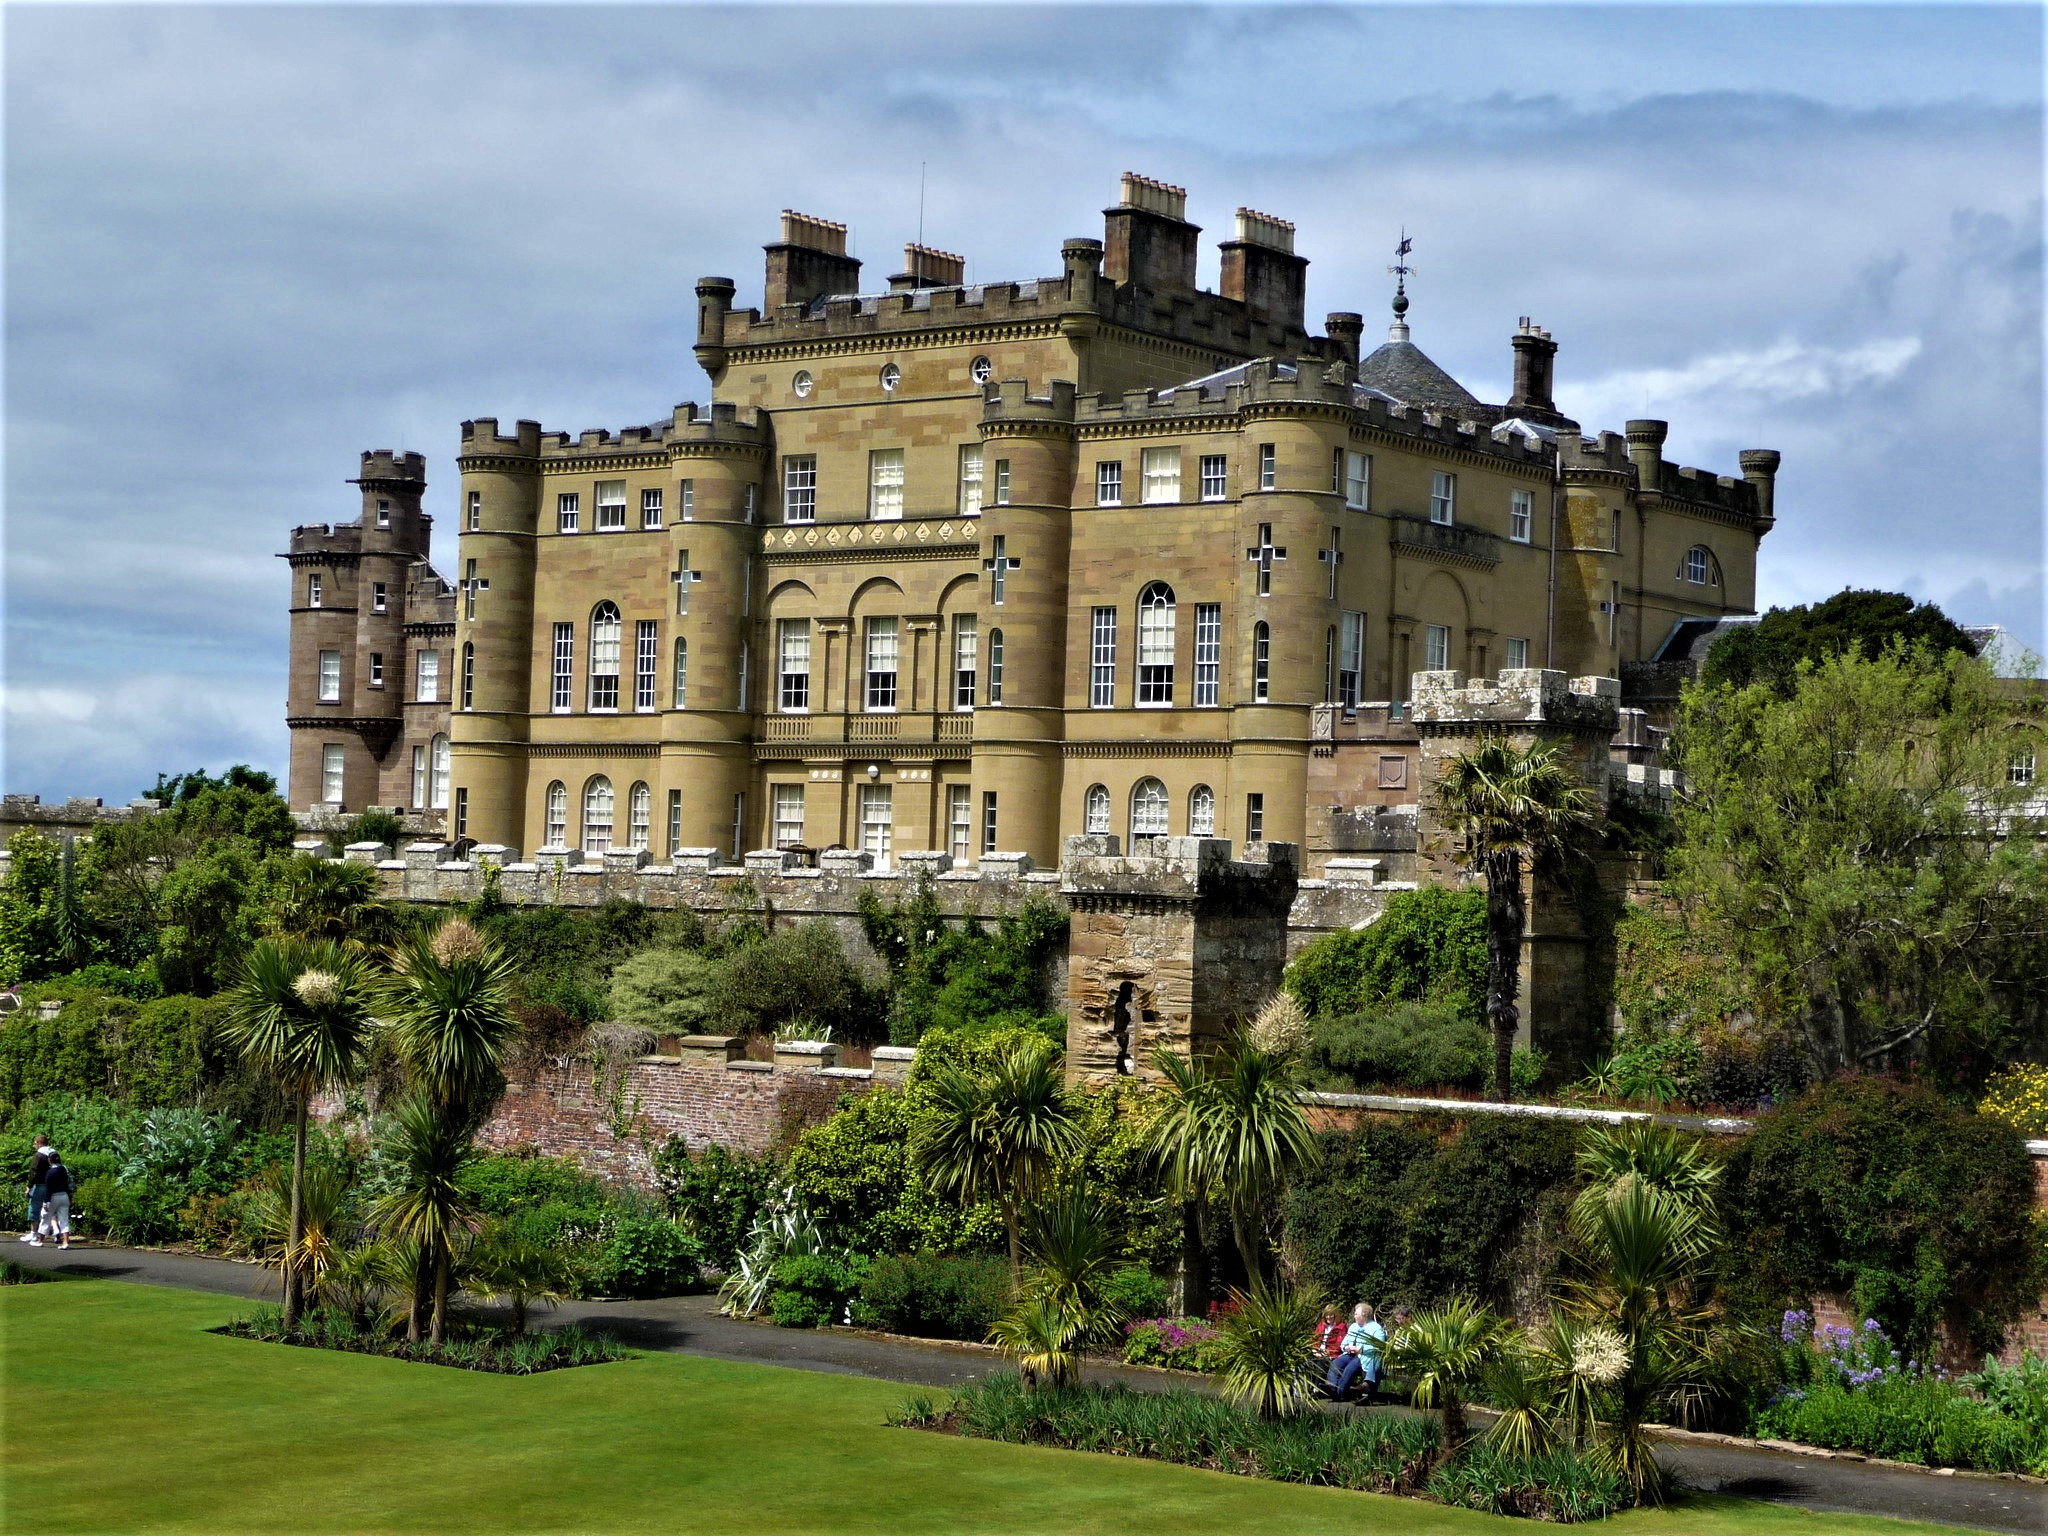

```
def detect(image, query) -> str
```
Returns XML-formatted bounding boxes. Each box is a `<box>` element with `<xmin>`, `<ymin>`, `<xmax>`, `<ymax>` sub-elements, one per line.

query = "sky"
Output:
<box><xmin>4</xmin><ymin>2</ymin><xmax>2043</xmax><ymax>800</ymax></box>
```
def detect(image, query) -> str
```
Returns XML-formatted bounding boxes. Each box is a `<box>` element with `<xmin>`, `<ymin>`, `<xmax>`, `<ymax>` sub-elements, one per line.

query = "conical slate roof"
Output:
<box><xmin>1356</xmin><ymin>339</ymin><xmax>1481</xmax><ymax>413</ymax></box>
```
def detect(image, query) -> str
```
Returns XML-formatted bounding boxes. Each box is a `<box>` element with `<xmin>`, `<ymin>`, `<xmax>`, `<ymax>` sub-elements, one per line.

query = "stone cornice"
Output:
<box><xmin>282</xmin><ymin>551</ymin><xmax>360</xmax><ymax>568</ymax></box>
<box><xmin>729</xmin><ymin>317</ymin><xmax>1065</xmax><ymax>367</ymax></box>
<box><xmin>760</xmin><ymin>519</ymin><xmax>981</xmax><ymax>561</ymax></box>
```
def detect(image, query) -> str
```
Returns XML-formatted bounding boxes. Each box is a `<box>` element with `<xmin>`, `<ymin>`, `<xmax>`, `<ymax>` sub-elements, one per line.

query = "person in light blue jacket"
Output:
<box><xmin>1322</xmin><ymin>1302</ymin><xmax>1387</xmax><ymax>1400</ymax></box>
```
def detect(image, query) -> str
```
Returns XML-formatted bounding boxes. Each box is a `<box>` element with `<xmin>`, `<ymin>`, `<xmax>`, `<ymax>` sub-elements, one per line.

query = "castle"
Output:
<box><xmin>284</xmin><ymin>173</ymin><xmax>1778</xmax><ymax>866</ymax></box>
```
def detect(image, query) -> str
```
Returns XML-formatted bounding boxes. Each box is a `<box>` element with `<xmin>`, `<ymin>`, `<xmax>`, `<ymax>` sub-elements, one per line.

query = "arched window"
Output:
<box><xmin>544</xmin><ymin>781</ymin><xmax>568</xmax><ymax>848</ymax></box>
<box><xmin>986</xmin><ymin>627</ymin><xmax>1004</xmax><ymax>704</ymax></box>
<box><xmin>673</xmin><ymin>636</ymin><xmax>688</xmax><ymax>708</ymax></box>
<box><xmin>428</xmin><ymin>733</ymin><xmax>450</xmax><ymax>810</ymax></box>
<box><xmin>1253</xmin><ymin>621</ymin><xmax>1271</xmax><ymax>702</ymax></box>
<box><xmin>583</xmin><ymin>775</ymin><xmax>614</xmax><ymax>855</ymax></box>
<box><xmin>1130</xmin><ymin>777</ymin><xmax>1169</xmax><ymax>837</ymax></box>
<box><xmin>1136</xmin><ymin>582</ymin><xmax>1176</xmax><ymax>706</ymax></box>
<box><xmin>1680</xmin><ymin>545</ymin><xmax>1720</xmax><ymax>586</ymax></box>
<box><xmin>1084</xmin><ymin>783</ymin><xmax>1111</xmax><ymax>834</ymax></box>
<box><xmin>588</xmin><ymin>602</ymin><xmax>622</xmax><ymax>710</ymax></box>
<box><xmin>460</xmin><ymin>642</ymin><xmax>474</xmax><ymax>711</ymax></box>
<box><xmin>1188</xmin><ymin>784</ymin><xmax>1215</xmax><ymax>836</ymax></box>
<box><xmin>627</xmin><ymin>782</ymin><xmax>652</xmax><ymax>850</ymax></box>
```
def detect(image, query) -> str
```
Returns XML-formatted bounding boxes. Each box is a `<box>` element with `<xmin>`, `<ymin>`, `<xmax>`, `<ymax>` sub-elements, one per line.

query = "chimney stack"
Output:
<box><xmin>1102</xmin><ymin>173</ymin><xmax>1199</xmax><ymax>297</ymax></box>
<box><xmin>1219</xmin><ymin>208</ymin><xmax>1308</xmax><ymax>331</ymax></box>
<box><xmin>1625</xmin><ymin>419</ymin><xmax>1669</xmax><ymax>494</ymax></box>
<box><xmin>890</xmin><ymin>243</ymin><xmax>965</xmax><ymax>293</ymax></box>
<box><xmin>1740</xmin><ymin>449</ymin><xmax>1782</xmax><ymax>532</ymax></box>
<box><xmin>764</xmin><ymin>210</ymin><xmax>862</xmax><ymax>311</ymax></box>
<box><xmin>1509</xmin><ymin>318</ymin><xmax>1560</xmax><ymax>416</ymax></box>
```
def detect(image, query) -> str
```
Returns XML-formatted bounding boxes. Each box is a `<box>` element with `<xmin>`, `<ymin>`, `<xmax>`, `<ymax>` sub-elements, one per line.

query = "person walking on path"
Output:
<box><xmin>22</xmin><ymin>1134</ymin><xmax>51</xmax><ymax>1242</ymax></box>
<box><xmin>34</xmin><ymin>1151</ymin><xmax>73</xmax><ymax>1249</ymax></box>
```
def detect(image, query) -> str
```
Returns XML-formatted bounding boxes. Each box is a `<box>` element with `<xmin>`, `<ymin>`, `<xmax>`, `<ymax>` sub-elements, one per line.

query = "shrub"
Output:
<box><xmin>62</xmin><ymin>962</ymin><xmax>162</xmax><ymax>1001</ymax></box>
<box><xmin>338</xmin><ymin>810</ymin><xmax>405</xmax><ymax>851</ymax></box>
<box><xmin>1121</xmin><ymin>1315</ymin><xmax>1226</xmax><ymax>1372</ymax></box>
<box><xmin>1100</xmin><ymin>1264</ymin><xmax>1170</xmax><ymax>1323</ymax></box>
<box><xmin>654</xmin><ymin>1140</ymin><xmax>776</xmax><ymax>1271</ymax></box>
<box><xmin>607</xmin><ymin>947</ymin><xmax>723</xmax><ymax>1037</ymax></box>
<box><xmin>1577</xmin><ymin>1031</ymin><xmax>1702</xmax><ymax>1106</ymax></box>
<box><xmin>784</xmin><ymin>1086</ymin><xmax>1001</xmax><ymax>1259</ymax></box>
<box><xmin>589</xmin><ymin>1216</ymin><xmax>703</xmax><ymax>1298</ymax></box>
<box><xmin>1283</xmin><ymin>887</ymin><xmax>1487</xmax><ymax>1021</ymax></box>
<box><xmin>1753</xmin><ymin>1374</ymin><xmax>2037</xmax><ymax>1472</ymax></box>
<box><xmin>717</xmin><ymin>921</ymin><xmax>883</xmax><ymax>1043</ymax></box>
<box><xmin>75</xmin><ymin>1173</ymin><xmax>184</xmax><ymax>1244</ymax></box>
<box><xmin>860</xmin><ymin>890</ymin><xmax>1068</xmax><ymax>1046</ymax></box>
<box><xmin>1427</xmin><ymin>1443</ymin><xmax>1631</xmax><ymax>1521</ymax></box>
<box><xmin>116</xmin><ymin>1107</ymin><xmax>236</xmax><ymax>1194</ymax></box>
<box><xmin>852</xmin><ymin>1252</ymin><xmax>1012</xmax><ymax>1340</ymax></box>
<box><xmin>459</xmin><ymin>1150</ymin><xmax>611</xmax><ymax>1218</ymax></box>
<box><xmin>1721</xmin><ymin>1077</ymin><xmax>2039</xmax><ymax>1355</ymax></box>
<box><xmin>769</xmin><ymin>1250</ymin><xmax>868</xmax><ymax>1328</ymax></box>
<box><xmin>1307</xmin><ymin>1001</ymin><xmax>1488</xmax><ymax>1092</ymax></box>
<box><xmin>1285</xmin><ymin>1116</ymin><xmax>1576</xmax><ymax>1317</ymax></box>
<box><xmin>1978</xmin><ymin>1064</ymin><xmax>2048</xmax><ymax>1139</ymax></box>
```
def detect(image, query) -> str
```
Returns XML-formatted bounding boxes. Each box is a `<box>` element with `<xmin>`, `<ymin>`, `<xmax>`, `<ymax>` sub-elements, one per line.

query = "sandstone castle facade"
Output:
<box><xmin>285</xmin><ymin>174</ymin><xmax>1779</xmax><ymax>865</ymax></box>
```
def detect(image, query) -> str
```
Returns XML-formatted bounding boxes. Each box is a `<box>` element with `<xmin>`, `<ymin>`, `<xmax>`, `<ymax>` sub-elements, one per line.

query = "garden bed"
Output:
<box><xmin>215</xmin><ymin>1304</ymin><xmax>630</xmax><ymax>1375</ymax></box>
<box><xmin>893</xmin><ymin>1372</ymin><xmax>1634</xmax><ymax>1522</ymax></box>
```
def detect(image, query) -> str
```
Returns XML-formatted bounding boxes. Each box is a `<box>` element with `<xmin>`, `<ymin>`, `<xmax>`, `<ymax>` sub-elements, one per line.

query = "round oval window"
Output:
<box><xmin>880</xmin><ymin>363</ymin><xmax>901</xmax><ymax>393</ymax></box>
<box><xmin>970</xmin><ymin>356</ymin><xmax>992</xmax><ymax>386</ymax></box>
<box><xmin>793</xmin><ymin>370</ymin><xmax>813</xmax><ymax>399</ymax></box>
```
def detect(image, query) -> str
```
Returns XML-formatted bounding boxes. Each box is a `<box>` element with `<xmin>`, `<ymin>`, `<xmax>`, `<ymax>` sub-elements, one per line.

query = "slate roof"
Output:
<box><xmin>1356</xmin><ymin>339</ymin><xmax>1483</xmax><ymax>412</ymax></box>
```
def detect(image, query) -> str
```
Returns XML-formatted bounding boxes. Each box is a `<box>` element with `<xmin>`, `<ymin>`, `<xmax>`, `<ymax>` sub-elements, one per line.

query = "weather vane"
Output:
<box><xmin>1386</xmin><ymin>231</ymin><xmax>1415</xmax><ymax>339</ymax></box>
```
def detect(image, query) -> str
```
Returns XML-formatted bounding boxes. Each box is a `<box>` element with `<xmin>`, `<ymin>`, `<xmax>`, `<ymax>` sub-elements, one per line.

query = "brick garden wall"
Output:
<box><xmin>477</xmin><ymin>1055</ymin><xmax>878</xmax><ymax>1186</ymax></box>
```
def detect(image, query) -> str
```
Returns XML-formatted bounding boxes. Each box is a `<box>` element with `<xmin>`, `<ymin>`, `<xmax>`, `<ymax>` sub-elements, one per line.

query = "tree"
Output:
<box><xmin>0</xmin><ymin>830</ymin><xmax>71</xmax><ymax>985</ymax></box>
<box><xmin>470</xmin><ymin>1224</ymin><xmax>579</xmax><ymax>1335</ymax></box>
<box><xmin>370</xmin><ymin>1089</ymin><xmax>481</xmax><ymax>1344</ymax></box>
<box><xmin>381</xmin><ymin>917</ymin><xmax>519</xmax><ymax>1115</ymax></box>
<box><xmin>264</xmin><ymin>855</ymin><xmax>390</xmax><ymax>947</ymax></box>
<box><xmin>1701</xmin><ymin>588</ymin><xmax>1974</xmax><ymax>695</ymax></box>
<box><xmin>607</xmin><ymin>946</ymin><xmax>721</xmax><ymax>1037</ymax></box>
<box><xmin>1142</xmin><ymin>1029</ymin><xmax>1320</xmax><ymax>1283</ymax></box>
<box><xmin>1383</xmin><ymin>1296</ymin><xmax>1513</xmax><ymax>1460</ymax></box>
<box><xmin>1669</xmin><ymin>644</ymin><xmax>2048</xmax><ymax>1079</ymax></box>
<box><xmin>1432</xmin><ymin>736</ymin><xmax>1597</xmax><ymax>1101</ymax></box>
<box><xmin>1213</xmin><ymin>1276</ymin><xmax>1322</xmax><ymax>1421</ymax></box>
<box><xmin>913</xmin><ymin>1038</ymin><xmax>1081</xmax><ymax>1280</ymax></box>
<box><xmin>220</xmin><ymin>937</ymin><xmax>375</xmax><ymax>1327</ymax></box>
<box><xmin>147</xmin><ymin>764</ymin><xmax>279</xmax><ymax>804</ymax></box>
<box><xmin>378</xmin><ymin>916</ymin><xmax>518</xmax><ymax>1344</ymax></box>
<box><xmin>1560</xmin><ymin>1178</ymin><xmax>1732</xmax><ymax>1504</ymax></box>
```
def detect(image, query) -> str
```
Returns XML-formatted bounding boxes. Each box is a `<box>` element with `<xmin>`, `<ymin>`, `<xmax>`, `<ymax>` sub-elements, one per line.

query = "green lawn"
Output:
<box><xmin>0</xmin><ymin>1282</ymin><xmax>1960</xmax><ymax>1536</ymax></box>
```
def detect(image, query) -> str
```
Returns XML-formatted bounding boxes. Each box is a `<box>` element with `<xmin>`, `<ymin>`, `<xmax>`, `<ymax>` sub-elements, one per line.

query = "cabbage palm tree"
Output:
<box><xmin>244</xmin><ymin>1158</ymin><xmax>358</xmax><ymax>1312</ymax></box>
<box><xmin>913</xmin><ymin>1039</ymin><xmax>1081</xmax><ymax>1281</ymax></box>
<box><xmin>1213</xmin><ymin>1276</ymin><xmax>1322</xmax><ymax>1421</ymax></box>
<box><xmin>1562</xmin><ymin>1176</ymin><xmax>1728</xmax><ymax>1503</ymax></box>
<box><xmin>377</xmin><ymin>916</ymin><xmax>516</xmax><ymax>1336</ymax></box>
<box><xmin>1384</xmin><ymin>1296</ymin><xmax>1515</xmax><ymax>1460</ymax></box>
<box><xmin>222</xmin><ymin>936</ymin><xmax>375</xmax><ymax>1327</ymax></box>
<box><xmin>1571</xmin><ymin>1121</ymin><xmax>1721</xmax><ymax>1239</ymax></box>
<box><xmin>1142</xmin><ymin>1031</ymin><xmax>1320</xmax><ymax>1282</ymax></box>
<box><xmin>370</xmin><ymin>1088</ymin><xmax>480</xmax><ymax>1345</ymax></box>
<box><xmin>1014</xmin><ymin>1186</ymin><xmax>1125</xmax><ymax>1351</ymax></box>
<box><xmin>1432</xmin><ymin>735</ymin><xmax>1597</xmax><ymax>1101</ymax></box>
<box><xmin>380</xmin><ymin>917</ymin><xmax>519</xmax><ymax>1115</ymax></box>
<box><xmin>988</xmin><ymin>1293</ymin><xmax>1083</xmax><ymax>1391</ymax></box>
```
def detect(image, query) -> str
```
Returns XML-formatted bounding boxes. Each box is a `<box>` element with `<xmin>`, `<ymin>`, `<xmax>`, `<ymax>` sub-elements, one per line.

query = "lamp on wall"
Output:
<box><xmin>866</xmin><ymin>763</ymin><xmax>881</xmax><ymax>780</ymax></box>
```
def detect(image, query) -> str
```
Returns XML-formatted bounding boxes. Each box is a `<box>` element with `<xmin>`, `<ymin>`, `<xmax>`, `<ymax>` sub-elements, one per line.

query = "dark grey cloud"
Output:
<box><xmin>4</xmin><ymin>4</ymin><xmax>2042</xmax><ymax>797</ymax></box>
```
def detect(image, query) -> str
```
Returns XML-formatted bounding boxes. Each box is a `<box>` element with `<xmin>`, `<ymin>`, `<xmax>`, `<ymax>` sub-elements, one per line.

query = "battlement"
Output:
<box><xmin>1046</xmin><ymin>358</ymin><xmax>1552</xmax><ymax>471</ymax></box>
<box><xmin>1059</xmin><ymin>834</ymin><xmax>1300</xmax><ymax>913</ymax></box>
<box><xmin>981</xmin><ymin>378</ymin><xmax>1079</xmax><ymax>427</ymax></box>
<box><xmin>286</xmin><ymin>521</ymin><xmax>364</xmax><ymax>558</ymax></box>
<box><xmin>1564</xmin><ymin>424</ymin><xmax>1769</xmax><ymax>520</ymax></box>
<box><xmin>1410</xmin><ymin>668</ymin><xmax>1623</xmax><ymax>735</ymax></box>
<box><xmin>0</xmin><ymin>794</ymin><xmax>161</xmax><ymax>842</ymax></box>
<box><xmin>352</xmin><ymin>449</ymin><xmax>426</xmax><ymax>488</ymax></box>
<box><xmin>458</xmin><ymin>418</ymin><xmax>546</xmax><ymax>459</ymax></box>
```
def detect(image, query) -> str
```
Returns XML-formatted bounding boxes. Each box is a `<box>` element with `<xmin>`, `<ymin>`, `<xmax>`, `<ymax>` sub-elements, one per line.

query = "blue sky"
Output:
<box><xmin>4</xmin><ymin>3</ymin><xmax>2043</xmax><ymax>799</ymax></box>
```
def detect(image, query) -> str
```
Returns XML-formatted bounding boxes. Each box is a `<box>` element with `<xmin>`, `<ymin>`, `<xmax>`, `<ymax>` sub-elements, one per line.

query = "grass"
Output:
<box><xmin>0</xmin><ymin>1281</ymin><xmax>1977</xmax><ymax>1536</ymax></box>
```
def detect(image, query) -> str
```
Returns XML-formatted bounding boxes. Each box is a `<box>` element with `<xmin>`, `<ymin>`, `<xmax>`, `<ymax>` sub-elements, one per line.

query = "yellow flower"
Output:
<box><xmin>1979</xmin><ymin>1065</ymin><xmax>2048</xmax><ymax>1138</ymax></box>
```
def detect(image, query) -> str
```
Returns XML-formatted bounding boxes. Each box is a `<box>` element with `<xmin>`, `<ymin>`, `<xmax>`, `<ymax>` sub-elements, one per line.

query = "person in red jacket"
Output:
<box><xmin>1312</xmin><ymin>1304</ymin><xmax>1346</xmax><ymax>1361</ymax></box>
